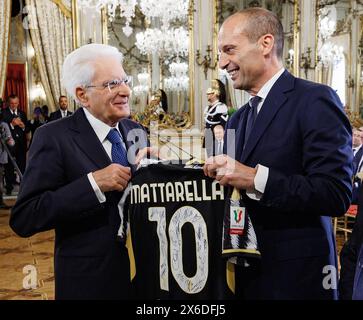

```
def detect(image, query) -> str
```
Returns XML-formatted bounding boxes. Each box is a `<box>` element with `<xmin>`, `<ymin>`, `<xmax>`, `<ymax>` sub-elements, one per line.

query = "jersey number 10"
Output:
<box><xmin>148</xmin><ymin>206</ymin><xmax>209</xmax><ymax>294</ymax></box>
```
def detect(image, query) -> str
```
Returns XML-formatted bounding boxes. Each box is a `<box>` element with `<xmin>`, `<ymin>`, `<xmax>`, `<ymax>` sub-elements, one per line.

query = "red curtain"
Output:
<box><xmin>4</xmin><ymin>63</ymin><xmax>27</xmax><ymax>115</ymax></box>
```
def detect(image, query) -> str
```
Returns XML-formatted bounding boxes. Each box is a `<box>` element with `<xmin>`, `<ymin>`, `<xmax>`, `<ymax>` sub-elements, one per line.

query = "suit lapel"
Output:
<box><xmin>69</xmin><ymin>108</ymin><xmax>111</xmax><ymax>169</ymax></box>
<box><xmin>235</xmin><ymin>105</ymin><xmax>249</xmax><ymax>160</ymax></box>
<box><xmin>241</xmin><ymin>70</ymin><xmax>294</xmax><ymax>163</ymax></box>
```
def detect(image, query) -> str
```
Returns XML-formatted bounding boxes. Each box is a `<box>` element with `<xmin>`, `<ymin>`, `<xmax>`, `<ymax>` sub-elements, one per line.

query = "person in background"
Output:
<box><xmin>340</xmin><ymin>188</ymin><xmax>363</xmax><ymax>299</ymax></box>
<box><xmin>49</xmin><ymin>96</ymin><xmax>73</xmax><ymax>121</ymax></box>
<box><xmin>148</xmin><ymin>89</ymin><xmax>168</xmax><ymax>121</ymax></box>
<box><xmin>41</xmin><ymin>105</ymin><xmax>50</xmax><ymax>123</ymax></box>
<box><xmin>203</xmin><ymin>79</ymin><xmax>229</xmax><ymax>131</ymax></box>
<box><xmin>2</xmin><ymin>95</ymin><xmax>28</xmax><ymax>195</ymax></box>
<box><xmin>203</xmin><ymin>79</ymin><xmax>228</xmax><ymax>157</ymax></box>
<box><xmin>0</xmin><ymin>119</ymin><xmax>15</xmax><ymax>209</ymax></box>
<box><xmin>352</xmin><ymin>128</ymin><xmax>363</xmax><ymax>204</ymax></box>
<box><xmin>213</xmin><ymin>124</ymin><xmax>225</xmax><ymax>156</ymax></box>
<box><xmin>27</xmin><ymin>107</ymin><xmax>45</xmax><ymax>148</ymax></box>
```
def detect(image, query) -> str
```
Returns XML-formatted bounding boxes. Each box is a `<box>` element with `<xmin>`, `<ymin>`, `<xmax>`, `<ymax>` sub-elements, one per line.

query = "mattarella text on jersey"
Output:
<box><xmin>130</xmin><ymin>180</ymin><xmax>225</xmax><ymax>204</ymax></box>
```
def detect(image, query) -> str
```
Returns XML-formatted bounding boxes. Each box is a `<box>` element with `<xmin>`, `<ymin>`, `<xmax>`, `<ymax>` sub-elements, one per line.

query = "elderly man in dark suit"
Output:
<box><xmin>49</xmin><ymin>95</ymin><xmax>73</xmax><ymax>121</ymax></box>
<box><xmin>204</xmin><ymin>8</ymin><xmax>353</xmax><ymax>299</ymax></box>
<box><xmin>2</xmin><ymin>94</ymin><xmax>28</xmax><ymax>195</ymax></box>
<box><xmin>10</xmin><ymin>43</ymin><xmax>149</xmax><ymax>300</ymax></box>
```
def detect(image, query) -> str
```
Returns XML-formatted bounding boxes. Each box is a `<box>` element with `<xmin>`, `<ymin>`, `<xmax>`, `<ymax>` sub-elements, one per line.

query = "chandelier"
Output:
<box><xmin>138</xmin><ymin>0</ymin><xmax>189</xmax><ymax>27</ymax></box>
<box><xmin>319</xmin><ymin>42</ymin><xmax>344</xmax><ymax>66</ymax></box>
<box><xmin>318</xmin><ymin>6</ymin><xmax>337</xmax><ymax>42</ymax></box>
<box><xmin>77</xmin><ymin>0</ymin><xmax>137</xmax><ymax>36</ymax></box>
<box><xmin>133</xmin><ymin>71</ymin><xmax>150</xmax><ymax>95</ymax></box>
<box><xmin>135</xmin><ymin>27</ymin><xmax>189</xmax><ymax>57</ymax></box>
<box><xmin>77</xmin><ymin>0</ymin><xmax>189</xmax><ymax>37</ymax></box>
<box><xmin>164</xmin><ymin>61</ymin><xmax>189</xmax><ymax>92</ymax></box>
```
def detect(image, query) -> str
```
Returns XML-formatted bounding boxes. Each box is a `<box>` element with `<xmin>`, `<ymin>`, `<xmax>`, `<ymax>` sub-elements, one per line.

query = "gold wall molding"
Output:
<box><xmin>51</xmin><ymin>0</ymin><xmax>72</xmax><ymax>18</ymax></box>
<box><xmin>71</xmin><ymin>0</ymin><xmax>78</xmax><ymax>48</ymax></box>
<box><xmin>0</xmin><ymin>0</ymin><xmax>11</xmax><ymax>97</ymax></box>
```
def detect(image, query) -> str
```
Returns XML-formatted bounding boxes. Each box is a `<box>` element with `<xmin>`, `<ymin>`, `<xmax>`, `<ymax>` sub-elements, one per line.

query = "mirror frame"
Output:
<box><xmin>315</xmin><ymin>0</ymin><xmax>356</xmax><ymax>118</ymax></box>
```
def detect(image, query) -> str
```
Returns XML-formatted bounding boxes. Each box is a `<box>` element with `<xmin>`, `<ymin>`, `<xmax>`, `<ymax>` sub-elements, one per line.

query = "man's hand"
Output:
<box><xmin>11</xmin><ymin>118</ymin><xmax>25</xmax><ymax>128</ymax></box>
<box><xmin>92</xmin><ymin>164</ymin><xmax>131</xmax><ymax>192</ymax></box>
<box><xmin>203</xmin><ymin>154</ymin><xmax>257</xmax><ymax>191</ymax></box>
<box><xmin>134</xmin><ymin>147</ymin><xmax>159</xmax><ymax>165</ymax></box>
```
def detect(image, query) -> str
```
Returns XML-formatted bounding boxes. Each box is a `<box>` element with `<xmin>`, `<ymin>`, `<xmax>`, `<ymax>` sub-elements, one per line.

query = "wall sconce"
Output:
<box><xmin>285</xmin><ymin>49</ymin><xmax>294</xmax><ymax>71</ymax></box>
<box><xmin>300</xmin><ymin>47</ymin><xmax>316</xmax><ymax>78</ymax></box>
<box><xmin>196</xmin><ymin>45</ymin><xmax>218</xmax><ymax>80</ymax></box>
<box><xmin>358</xmin><ymin>37</ymin><xmax>363</xmax><ymax>63</ymax></box>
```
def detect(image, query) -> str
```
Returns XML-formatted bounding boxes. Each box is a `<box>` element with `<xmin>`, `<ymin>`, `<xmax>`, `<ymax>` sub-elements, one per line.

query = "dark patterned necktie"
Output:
<box><xmin>106</xmin><ymin>128</ymin><xmax>129</xmax><ymax>167</ymax></box>
<box><xmin>244</xmin><ymin>96</ymin><xmax>261</xmax><ymax>147</ymax></box>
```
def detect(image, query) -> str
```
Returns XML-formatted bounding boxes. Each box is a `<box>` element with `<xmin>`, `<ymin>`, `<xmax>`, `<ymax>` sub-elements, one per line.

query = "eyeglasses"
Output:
<box><xmin>85</xmin><ymin>76</ymin><xmax>133</xmax><ymax>92</ymax></box>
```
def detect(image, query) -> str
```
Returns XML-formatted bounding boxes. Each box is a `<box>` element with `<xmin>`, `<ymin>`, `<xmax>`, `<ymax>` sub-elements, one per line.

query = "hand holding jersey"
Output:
<box><xmin>203</xmin><ymin>155</ymin><xmax>257</xmax><ymax>192</ymax></box>
<box><xmin>92</xmin><ymin>163</ymin><xmax>131</xmax><ymax>192</ymax></box>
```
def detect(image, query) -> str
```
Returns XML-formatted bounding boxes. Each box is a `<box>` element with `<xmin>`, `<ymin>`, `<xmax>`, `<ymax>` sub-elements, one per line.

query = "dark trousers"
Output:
<box><xmin>4</xmin><ymin>147</ymin><xmax>26</xmax><ymax>192</ymax></box>
<box><xmin>0</xmin><ymin>164</ymin><xmax>4</xmax><ymax>202</ymax></box>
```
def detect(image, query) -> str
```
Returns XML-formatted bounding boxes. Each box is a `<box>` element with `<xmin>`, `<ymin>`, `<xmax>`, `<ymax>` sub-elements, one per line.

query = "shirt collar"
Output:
<box><xmin>250</xmin><ymin>68</ymin><xmax>285</xmax><ymax>101</ymax></box>
<box><xmin>83</xmin><ymin>107</ymin><xmax>122</xmax><ymax>143</ymax></box>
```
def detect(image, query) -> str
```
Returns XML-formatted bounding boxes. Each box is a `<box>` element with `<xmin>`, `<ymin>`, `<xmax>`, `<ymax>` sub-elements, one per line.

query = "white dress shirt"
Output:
<box><xmin>246</xmin><ymin>68</ymin><xmax>285</xmax><ymax>201</ymax></box>
<box><xmin>83</xmin><ymin>107</ymin><xmax>125</xmax><ymax>203</ymax></box>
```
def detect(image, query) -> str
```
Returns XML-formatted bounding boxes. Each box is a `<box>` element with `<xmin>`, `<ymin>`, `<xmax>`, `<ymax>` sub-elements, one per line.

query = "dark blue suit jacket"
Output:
<box><xmin>10</xmin><ymin>108</ymin><xmax>148</xmax><ymax>299</ymax></box>
<box><xmin>352</xmin><ymin>244</ymin><xmax>363</xmax><ymax>299</ymax></box>
<box><xmin>225</xmin><ymin>70</ymin><xmax>353</xmax><ymax>299</ymax></box>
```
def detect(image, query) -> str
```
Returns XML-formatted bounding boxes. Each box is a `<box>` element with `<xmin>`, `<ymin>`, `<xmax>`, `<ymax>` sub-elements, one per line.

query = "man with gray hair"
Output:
<box><xmin>10</xmin><ymin>43</ymin><xmax>149</xmax><ymax>299</ymax></box>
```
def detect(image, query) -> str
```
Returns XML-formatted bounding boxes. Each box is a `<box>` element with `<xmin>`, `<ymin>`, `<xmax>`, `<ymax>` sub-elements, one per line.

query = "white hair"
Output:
<box><xmin>61</xmin><ymin>43</ymin><xmax>124</xmax><ymax>103</ymax></box>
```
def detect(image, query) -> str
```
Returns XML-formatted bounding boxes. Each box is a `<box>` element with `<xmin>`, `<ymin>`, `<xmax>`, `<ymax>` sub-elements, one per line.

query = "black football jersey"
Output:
<box><xmin>124</xmin><ymin>163</ymin><xmax>235</xmax><ymax>299</ymax></box>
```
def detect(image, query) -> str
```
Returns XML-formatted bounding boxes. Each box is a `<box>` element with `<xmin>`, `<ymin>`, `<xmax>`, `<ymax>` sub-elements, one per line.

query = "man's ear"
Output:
<box><xmin>76</xmin><ymin>87</ymin><xmax>89</xmax><ymax>106</ymax></box>
<box><xmin>259</xmin><ymin>34</ymin><xmax>274</xmax><ymax>56</ymax></box>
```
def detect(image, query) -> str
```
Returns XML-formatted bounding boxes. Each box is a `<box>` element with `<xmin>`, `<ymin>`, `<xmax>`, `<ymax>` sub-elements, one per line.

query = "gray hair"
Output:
<box><xmin>61</xmin><ymin>43</ymin><xmax>124</xmax><ymax>103</ymax></box>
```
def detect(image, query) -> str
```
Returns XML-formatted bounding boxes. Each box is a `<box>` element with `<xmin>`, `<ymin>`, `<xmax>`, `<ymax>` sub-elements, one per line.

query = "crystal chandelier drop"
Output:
<box><xmin>133</xmin><ymin>71</ymin><xmax>150</xmax><ymax>95</ymax></box>
<box><xmin>164</xmin><ymin>61</ymin><xmax>189</xmax><ymax>92</ymax></box>
<box><xmin>78</xmin><ymin>0</ymin><xmax>189</xmax><ymax>37</ymax></box>
<box><xmin>318</xmin><ymin>6</ymin><xmax>337</xmax><ymax>42</ymax></box>
<box><xmin>135</xmin><ymin>27</ymin><xmax>189</xmax><ymax>57</ymax></box>
<box><xmin>319</xmin><ymin>42</ymin><xmax>344</xmax><ymax>66</ymax></box>
<box><xmin>138</xmin><ymin>0</ymin><xmax>189</xmax><ymax>27</ymax></box>
<box><xmin>77</xmin><ymin>0</ymin><xmax>137</xmax><ymax>36</ymax></box>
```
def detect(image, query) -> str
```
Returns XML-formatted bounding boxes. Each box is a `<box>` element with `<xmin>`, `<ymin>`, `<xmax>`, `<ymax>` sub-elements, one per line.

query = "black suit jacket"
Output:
<box><xmin>2</xmin><ymin>107</ymin><xmax>28</xmax><ymax>147</ymax></box>
<box><xmin>10</xmin><ymin>108</ymin><xmax>148</xmax><ymax>299</ymax></box>
<box><xmin>225</xmin><ymin>70</ymin><xmax>352</xmax><ymax>299</ymax></box>
<box><xmin>49</xmin><ymin>109</ymin><xmax>73</xmax><ymax>121</ymax></box>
